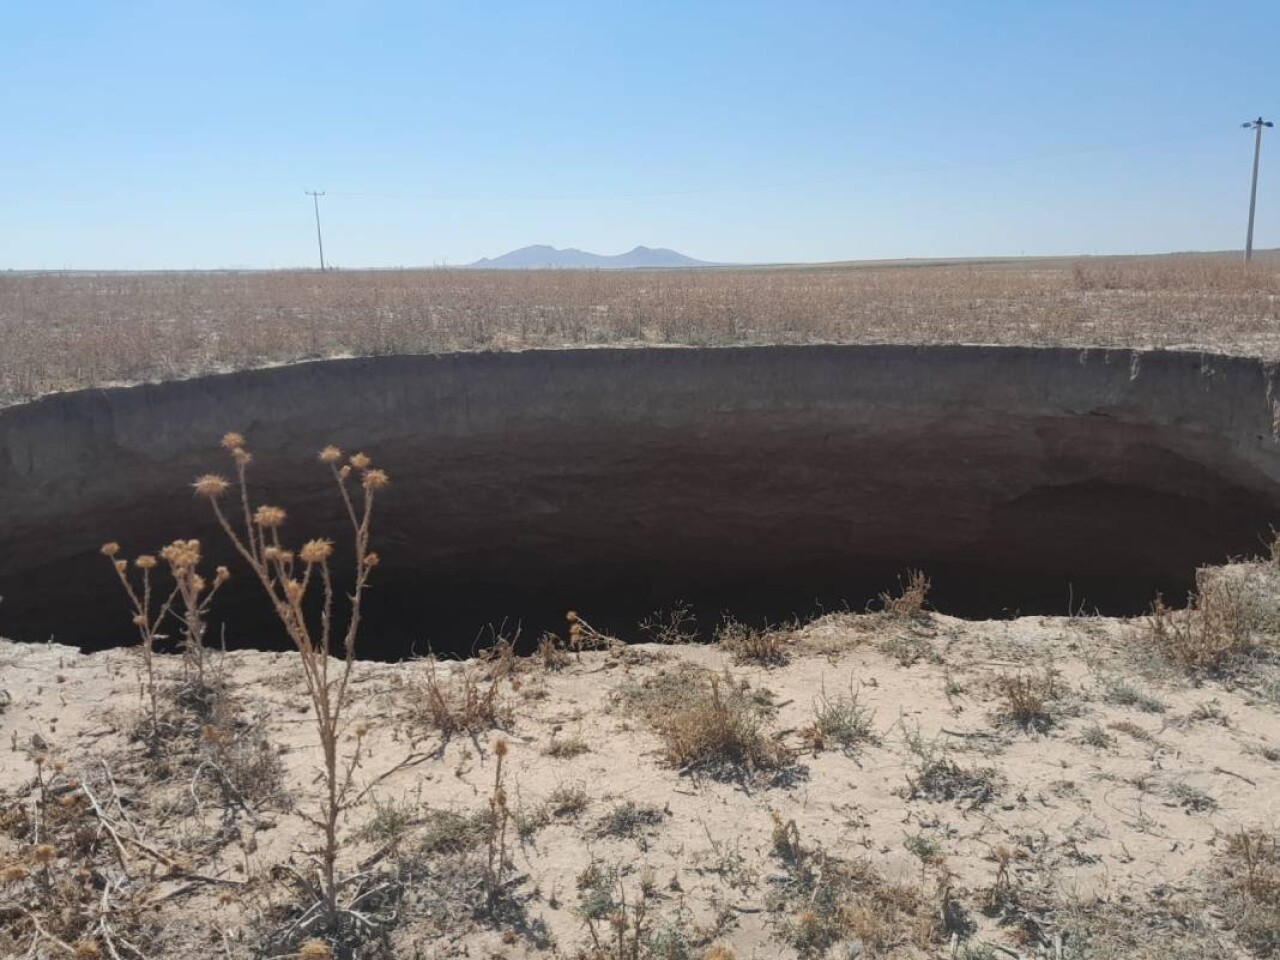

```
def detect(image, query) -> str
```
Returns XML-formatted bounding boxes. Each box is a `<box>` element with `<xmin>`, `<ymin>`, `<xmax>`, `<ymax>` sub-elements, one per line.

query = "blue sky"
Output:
<box><xmin>2</xmin><ymin>1</ymin><xmax>1278</xmax><ymax>269</ymax></box>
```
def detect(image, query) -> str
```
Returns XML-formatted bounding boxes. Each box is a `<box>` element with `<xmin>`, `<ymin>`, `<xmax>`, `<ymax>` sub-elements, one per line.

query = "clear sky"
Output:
<box><xmin>3</xmin><ymin>1</ymin><xmax>1278</xmax><ymax>269</ymax></box>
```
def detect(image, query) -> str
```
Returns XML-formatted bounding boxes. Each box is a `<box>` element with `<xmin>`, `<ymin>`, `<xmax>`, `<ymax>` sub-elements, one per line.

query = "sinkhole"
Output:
<box><xmin>2</xmin><ymin>344</ymin><xmax>1280</xmax><ymax>661</ymax></box>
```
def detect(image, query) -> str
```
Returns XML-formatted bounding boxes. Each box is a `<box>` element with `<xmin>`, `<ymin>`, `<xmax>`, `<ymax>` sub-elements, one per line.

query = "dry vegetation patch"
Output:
<box><xmin>1148</xmin><ymin>564</ymin><xmax>1280</xmax><ymax>676</ymax></box>
<box><xmin>612</xmin><ymin>665</ymin><xmax>797</xmax><ymax>785</ymax></box>
<box><xmin>4</xmin><ymin>255</ymin><xmax>1280</xmax><ymax>403</ymax></box>
<box><xmin>8</xmin><ymin>554</ymin><xmax>1280</xmax><ymax>956</ymax></box>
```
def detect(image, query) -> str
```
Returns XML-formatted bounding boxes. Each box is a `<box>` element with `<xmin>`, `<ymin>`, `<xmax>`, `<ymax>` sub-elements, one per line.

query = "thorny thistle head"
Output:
<box><xmin>72</xmin><ymin>941</ymin><xmax>102</xmax><ymax>960</ymax></box>
<box><xmin>30</xmin><ymin>844</ymin><xmax>56</xmax><ymax>865</ymax></box>
<box><xmin>193</xmin><ymin>474</ymin><xmax>231</xmax><ymax>499</ymax></box>
<box><xmin>349</xmin><ymin>452</ymin><xmax>371</xmax><ymax>470</ymax></box>
<box><xmin>318</xmin><ymin>444</ymin><xmax>342</xmax><ymax>463</ymax></box>
<box><xmin>232</xmin><ymin>447</ymin><xmax>252</xmax><ymax>466</ymax></box>
<box><xmin>214</xmin><ymin>565</ymin><xmax>230</xmax><ymax>585</ymax></box>
<box><xmin>494</xmin><ymin>737</ymin><xmax>509</xmax><ymax>758</ymax></box>
<box><xmin>0</xmin><ymin>863</ymin><xmax>29</xmax><ymax>883</ymax></box>
<box><xmin>363</xmin><ymin>551</ymin><xmax>380</xmax><ymax>568</ymax></box>
<box><xmin>300</xmin><ymin>538</ymin><xmax>334</xmax><ymax>565</ymax></box>
<box><xmin>113</xmin><ymin>559</ymin><xmax>127</xmax><ymax>574</ymax></box>
<box><xmin>253</xmin><ymin>505</ymin><xmax>287</xmax><ymax>528</ymax></box>
<box><xmin>220</xmin><ymin>432</ymin><xmax>245</xmax><ymax>451</ymax></box>
<box><xmin>284</xmin><ymin>580</ymin><xmax>305</xmax><ymax>603</ymax></box>
<box><xmin>134</xmin><ymin>555</ymin><xmax>157</xmax><ymax>570</ymax></box>
<box><xmin>362</xmin><ymin>468</ymin><xmax>390</xmax><ymax>491</ymax></box>
<box><xmin>297</xmin><ymin>940</ymin><xmax>333</xmax><ymax>960</ymax></box>
<box><xmin>100</xmin><ymin>542</ymin><xmax>120</xmax><ymax>557</ymax></box>
<box><xmin>160</xmin><ymin>539</ymin><xmax>202</xmax><ymax>572</ymax></box>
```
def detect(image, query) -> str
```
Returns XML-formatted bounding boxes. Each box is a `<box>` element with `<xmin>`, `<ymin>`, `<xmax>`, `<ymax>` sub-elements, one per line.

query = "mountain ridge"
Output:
<box><xmin>469</xmin><ymin>244</ymin><xmax>712</xmax><ymax>269</ymax></box>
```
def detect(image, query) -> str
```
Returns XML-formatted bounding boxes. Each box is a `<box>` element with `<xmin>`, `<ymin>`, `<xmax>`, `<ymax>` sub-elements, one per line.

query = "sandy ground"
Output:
<box><xmin>2</xmin><ymin>594</ymin><xmax>1280</xmax><ymax>959</ymax></box>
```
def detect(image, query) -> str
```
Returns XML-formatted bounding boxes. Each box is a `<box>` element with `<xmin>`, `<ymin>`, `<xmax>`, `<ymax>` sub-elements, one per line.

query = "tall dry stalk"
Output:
<box><xmin>192</xmin><ymin>432</ymin><xmax>387</xmax><ymax>925</ymax></box>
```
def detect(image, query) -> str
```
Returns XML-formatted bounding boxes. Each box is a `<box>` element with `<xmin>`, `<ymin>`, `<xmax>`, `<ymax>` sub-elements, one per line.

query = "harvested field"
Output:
<box><xmin>2</xmin><ymin>254</ymin><xmax>1279</xmax><ymax>404</ymax></box>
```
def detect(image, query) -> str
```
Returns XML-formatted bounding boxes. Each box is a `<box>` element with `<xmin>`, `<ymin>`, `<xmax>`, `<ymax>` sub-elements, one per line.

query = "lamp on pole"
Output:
<box><xmin>1242</xmin><ymin>118</ymin><xmax>1273</xmax><ymax>263</ymax></box>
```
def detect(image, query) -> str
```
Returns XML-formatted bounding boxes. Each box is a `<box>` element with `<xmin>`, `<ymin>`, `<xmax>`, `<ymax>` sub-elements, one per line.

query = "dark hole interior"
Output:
<box><xmin>1</xmin><ymin>475</ymin><xmax>1266</xmax><ymax>661</ymax></box>
<box><xmin>3</xmin><ymin>348</ymin><xmax>1279</xmax><ymax>659</ymax></box>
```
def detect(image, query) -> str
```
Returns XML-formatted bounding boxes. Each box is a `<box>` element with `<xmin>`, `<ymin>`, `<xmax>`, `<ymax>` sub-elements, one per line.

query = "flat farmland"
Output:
<box><xmin>2</xmin><ymin>254</ymin><xmax>1279</xmax><ymax>404</ymax></box>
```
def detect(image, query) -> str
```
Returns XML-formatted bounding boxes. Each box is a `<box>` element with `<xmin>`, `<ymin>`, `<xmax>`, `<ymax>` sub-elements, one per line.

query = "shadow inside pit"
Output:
<box><xmin>57</xmin><ymin>559</ymin><xmax>1196</xmax><ymax>663</ymax></box>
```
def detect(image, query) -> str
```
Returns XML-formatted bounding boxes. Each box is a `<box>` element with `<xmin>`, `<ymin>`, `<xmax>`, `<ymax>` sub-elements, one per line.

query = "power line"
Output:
<box><xmin>315</xmin><ymin>131</ymin><xmax>1225</xmax><ymax>207</ymax></box>
<box><xmin>305</xmin><ymin>190</ymin><xmax>326</xmax><ymax>270</ymax></box>
<box><xmin>1242</xmin><ymin>117</ymin><xmax>1272</xmax><ymax>263</ymax></box>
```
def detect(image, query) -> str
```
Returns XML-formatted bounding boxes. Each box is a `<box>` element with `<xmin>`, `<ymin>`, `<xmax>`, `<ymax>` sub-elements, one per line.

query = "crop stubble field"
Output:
<box><xmin>2</xmin><ymin>253</ymin><xmax>1279</xmax><ymax>404</ymax></box>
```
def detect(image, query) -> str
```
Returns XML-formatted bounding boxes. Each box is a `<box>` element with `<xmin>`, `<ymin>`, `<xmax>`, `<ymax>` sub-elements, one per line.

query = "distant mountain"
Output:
<box><xmin>469</xmin><ymin>244</ymin><xmax>713</xmax><ymax>270</ymax></box>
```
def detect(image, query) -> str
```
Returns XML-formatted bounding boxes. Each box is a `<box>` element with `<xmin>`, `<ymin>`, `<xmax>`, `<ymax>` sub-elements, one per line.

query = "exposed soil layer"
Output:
<box><xmin>2</xmin><ymin>344</ymin><xmax>1280</xmax><ymax>656</ymax></box>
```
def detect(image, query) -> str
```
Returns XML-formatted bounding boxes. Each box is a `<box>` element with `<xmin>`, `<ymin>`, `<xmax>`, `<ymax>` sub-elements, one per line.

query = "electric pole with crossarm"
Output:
<box><xmin>306</xmin><ymin>190</ymin><xmax>327</xmax><ymax>270</ymax></box>
<box><xmin>1243</xmin><ymin>117</ymin><xmax>1273</xmax><ymax>263</ymax></box>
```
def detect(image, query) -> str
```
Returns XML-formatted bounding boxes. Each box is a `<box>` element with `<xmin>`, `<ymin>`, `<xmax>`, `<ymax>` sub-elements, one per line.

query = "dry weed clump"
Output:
<box><xmin>545</xmin><ymin>731</ymin><xmax>590</xmax><ymax>758</ymax></box>
<box><xmin>574</xmin><ymin>859</ymin><xmax>701</xmax><ymax>960</ymax></box>
<box><xmin>993</xmin><ymin>667</ymin><xmax>1064</xmax><ymax>734</ymax></box>
<box><xmin>412</xmin><ymin>658</ymin><xmax>513</xmax><ymax>736</ymax></box>
<box><xmin>638</xmin><ymin>601</ymin><xmax>699</xmax><ymax>645</ymax></box>
<box><xmin>6</xmin><ymin>256</ymin><xmax>1280</xmax><ymax>405</ymax></box>
<box><xmin>901</xmin><ymin>728</ymin><xmax>999</xmax><ymax>807</ymax></box>
<box><xmin>1216</xmin><ymin>828</ymin><xmax>1280</xmax><ymax>956</ymax></box>
<box><xmin>1147</xmin><ymin>566</ymin><xmax>1277</xmax><ymax>675</ymax></box>
<box><xmin>801</xmin><ymin>683</ymin><xmax>878</xmax><ymax>754</ymax></box>
<box><xmin>537</xmin><ymin>631</ymin><xmax>571</xmax><ymax>670</ymax></box>
<box><xmin>0</xmin><ymin>748</ymin><xmax>181</xmax><ymax>956</ymax></box>
<box><xmin>390</xmin><ymin>764</ymin><xmax>551</xmax><ymax>949</ymax></box>
<box><xmin>652</xmin><ymin>674</ymin><xmax>793</xmax><ymax>783</ymax></box>
<box><xmin>714</xmin><ymin>616</ymin><xmax>792</xmax><ymax>666</ymax></box>
<box><xmin>1101</xmin><ymin>677</ymin><xmax>1168</xmax><ymax>713</ymax></box>
<box><xmin>766</xmin><ymin>814</ymin><xmax>950</xmax><ymax>958</ymax></box>
<box><xmin>614</xmin><ymin>666</ymin><xmax>794</xmax><ymax>784</ymax></box>
<box><xmin>879</xmin><ymin>569</ymin><xmax>932</xmax><ymax>620</ymax></box>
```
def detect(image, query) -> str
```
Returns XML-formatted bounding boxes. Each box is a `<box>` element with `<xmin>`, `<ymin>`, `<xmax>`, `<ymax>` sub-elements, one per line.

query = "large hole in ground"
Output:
<box><xmin>2</xmin><ymin>345</ymin><xmax>1279</xmax><ymax>660</ymax></box>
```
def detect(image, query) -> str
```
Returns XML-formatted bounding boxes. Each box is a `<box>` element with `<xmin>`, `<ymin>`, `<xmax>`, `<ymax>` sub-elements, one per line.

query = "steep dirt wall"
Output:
<box><xmin>2</xmin><ymin>345</ymin><xmax>1279</xmax><ymax>654</ymax></box>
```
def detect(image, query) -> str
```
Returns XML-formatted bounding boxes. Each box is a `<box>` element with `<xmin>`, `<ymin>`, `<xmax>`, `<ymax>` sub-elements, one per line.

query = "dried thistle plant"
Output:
<box><xmin>101</xmin><ymin>538</ymin><xmax>229</xmax><ymax>744</ymax></box>
<box><xmin>193</xmin><ymin>432</ymin><xmax>387</xmax><ymax>931</ymax></box>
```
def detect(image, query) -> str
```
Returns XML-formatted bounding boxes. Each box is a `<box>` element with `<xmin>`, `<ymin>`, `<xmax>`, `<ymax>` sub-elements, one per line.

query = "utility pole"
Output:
<box><xmin>305</xmin><ymin>190</ymin><xmax>327</xmax><ymax>270</ymax></box>
<box><xmin>1242</xmin><ymin>117</ymin><xmax>1273</xmax><ymax>263</ymax></box>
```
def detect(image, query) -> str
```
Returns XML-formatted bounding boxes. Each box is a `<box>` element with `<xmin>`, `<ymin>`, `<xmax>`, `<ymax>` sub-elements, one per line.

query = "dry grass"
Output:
<box><xmin>714</xmin><ymin>617</ymin><xmax>791</xmax><ymax>666</ymax></box>
<box><xmin>993</xmin><ymin>668</ymin><xmax>1064</xmax><ymax>734</ymax></box>
<box><xmin>412</xmin><ymin>658</ymin><xmax>512</xmax><ymax>736</ymax></box>
<box><xmin>614</xmin><ymin>666</ymin><xmax>794</xmax><ymax>784</ymax></box>
<box><xmin>879</xmin><ymin>569</ymin><xmax>932</xmax><ymax>620</ymax></box>
<box><xmin>4</xmin><ymin>255</ymin><xmax>1280</xmax><ymax>404</ymax></box>
<box><xmin>1216</xmin><ymin>829</ymin><xmax>1280</xmax><ymax>956</ymax></box>
<box><xmin>801</xmin><ymin>683</ymin><xmax>878</xmax><ymax>754</ymax></box>
<box><xmin>1148</xmin><ymin>565</ymin><xmax>1278</xmax><ymax>675</ymax></box>
<box><xmin>766</xmin><ymin>814</ymin><xmax>948</xmax><ymax>957</ymax></box>
<box><xmin>651</xmin><ymin>674</ymin><xmax>793</xmax><ymax>782</ymax></box>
